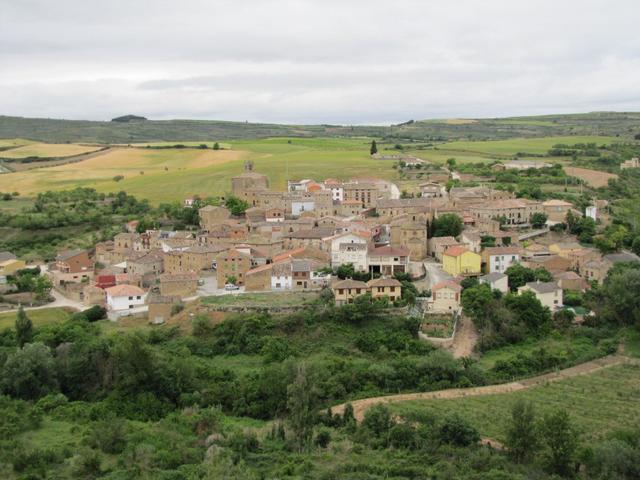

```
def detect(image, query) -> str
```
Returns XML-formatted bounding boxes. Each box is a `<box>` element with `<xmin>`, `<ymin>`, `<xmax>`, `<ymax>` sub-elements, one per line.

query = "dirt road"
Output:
<box><xmin>449</xmin><ymin>315</ymin><xmax>478</xmax><ymax>358</ymax></box>
<box><xmin>331</xmin><ymin>355</ymin><xmax>633</xmax><ymax>422</ymax></box>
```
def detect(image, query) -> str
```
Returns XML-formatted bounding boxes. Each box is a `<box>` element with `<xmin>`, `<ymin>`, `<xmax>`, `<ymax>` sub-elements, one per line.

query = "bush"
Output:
<box><xmin>438</xmin><ymin>414</ymin><xmax>480</xmax><ymax>447</ymax></box>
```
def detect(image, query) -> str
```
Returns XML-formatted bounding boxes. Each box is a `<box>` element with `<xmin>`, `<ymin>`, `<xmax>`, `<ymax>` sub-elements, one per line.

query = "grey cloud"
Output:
<box><xmin>0</xmin><ymin>0</ymin><xmax>639</xmax><ymax>123</ymax></box>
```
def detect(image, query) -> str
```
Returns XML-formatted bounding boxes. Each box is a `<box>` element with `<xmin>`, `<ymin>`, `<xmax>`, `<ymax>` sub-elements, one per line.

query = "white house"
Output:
<box><xmin>328</xmin><ymin>232</ymin><xmax>370</xmax><ymax>271</ymax></box>
<box><xmin>271</xmin><ymin>262</ymin><xmax>293</xmax><ymax>290</ymax></box>
<box><xmin>291</xmin><ymin>199</ymin><xmax>315</xmax><ymax>216</ymax></box>
<box><xmin>482</xmin><ymin>247</ymin><xmax>520</xmax><ymax>274</ymax></box>
<box><xmin>518</xmin><ymin>281</ymin><xmax>563</xmax><ymax>310</ymax></box>
<box><xmin>323</xmin><ymin>179</ymin><xmax>344</xmax><ymax>202</ymax></box>
<box><xmin>479</xmin><ymin>272</ymin><xmax>509</xmax><ymax>294</ymax></box>
<box><xmin>105</xmin><ymin>284</ymin><xmax>147</xmax><ymax>311</ymax></box>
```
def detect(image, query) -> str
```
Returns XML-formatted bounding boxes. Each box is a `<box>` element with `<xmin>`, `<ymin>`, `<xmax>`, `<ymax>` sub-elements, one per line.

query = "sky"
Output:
<box><xmin>1</xmin><ymin>0</ymin><xmax>639</xmax><ymax>124</ymax></box>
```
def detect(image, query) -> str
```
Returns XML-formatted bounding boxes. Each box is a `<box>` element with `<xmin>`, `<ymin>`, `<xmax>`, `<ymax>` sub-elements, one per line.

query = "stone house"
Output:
<box><xmin>159</xmin><ymin>273</ymin><xmax>198</xmax><ymax>298</ymax></box>
<box><xmin>469</xmin><ymin>199</ymin><xmax>543</xmax><ymax>226</ymax></box>
<box><xmin>367</xmin><ymin>277</ymin><xmax>402</xmax><ymax>302</ymax></box>
<box><xmin>56</xmin><ymin>249</ymin><xmax>92</xmax><ymax>274</ymax></box>
<box><xmin>542</xmin><ymin>199</ymin><xmax>574</xmax><ymax>223</ymax></box>
<box><xmin>127</xmin><ymin>252</ymin><xmax>164</xmax><ymax>278</ymax></box>
<box><xmin>524</xmin><ymin>255</ymin><xmax>572</xmax><ymax>274</ymax></box>
<box><xmin>332</xmin><ymin>279</ymin><xmax>369</xmax><ymax>305</ymax></box>
<box><xmin>390</xmin><ymin>220</ymin><xmax>427</xmax><ymax>260</ymax></box>
<box><xmin>148</xmin><ymin>295</ymin><xmax>182</xmax><ymax>324</ymax></box>
<box><xmin>428</xmin><ymin>236</ymin><xmax>464</xmax><ymax>260</ymax></box>
<box><xmin>215</xmin><ymin>248</ymin><xmax>252</xmax><ymax>286</ymax></box>
<box><xmin>554</xmin><ymin>271</ymin><xmax>587</xmax><ymax>291</ymax></box>
<box><xmin>343</xmin><ymin>182</ymin><xmax>378</xmax><ymax>208</ymax></box>
<box><xmin>244</xmin><ymin>263</ymin><xmax>274</xmax><ymax>292</ymax></box>
<box><xmin>164</xmin><ymin>245</ymin><xmax>226</xmax><ymax>274</ymax></box>
<box><xmin>282</xmin><ymin>227</ymin><xmax>334</xmax><ymax>251</ymax></box>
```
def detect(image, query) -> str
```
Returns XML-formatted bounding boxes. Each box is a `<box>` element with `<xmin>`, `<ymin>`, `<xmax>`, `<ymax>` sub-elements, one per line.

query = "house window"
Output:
<box><xmin>129</xmin><ymin>296</ymin><xmax>133</xmax><ymax>300</ymax></box>
<box><xmin>136</xmin><ymin>296</ymin><xmax>141</xmax><ymax>300</ymax></box>
<box><xmin>129</xmin><ymin>304</ymin><xmax>133</xmax><ymax>309</ymax></box>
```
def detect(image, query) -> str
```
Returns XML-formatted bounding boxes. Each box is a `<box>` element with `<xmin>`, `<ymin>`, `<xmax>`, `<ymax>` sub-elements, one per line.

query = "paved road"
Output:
<box><xmin>423</xmin><ymin>260</ymin><xmax>453</xmax><ymax>289</ymax></box>
<box><xmin>3</xmin><ymin>289</ymin><xmax>84</xmax><ymax>313</ymax></box>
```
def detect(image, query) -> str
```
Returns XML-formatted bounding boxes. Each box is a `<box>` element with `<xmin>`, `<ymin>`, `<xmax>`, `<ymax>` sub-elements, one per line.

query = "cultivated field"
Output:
<box><xmin>0</xmin><ymin>137</ymin><xmax>395</xmax><ymax>204</ymax></box>
<box><xmin>436</xmin><ymin>135</ymin><xmax>617</xmax><ymax>157</ymax></box>
<box><xmin>0</xmin><ymin>143</ymin><xmax>102</xmax><ymax>159</ymax></box>
<box><xmin>390</xmin><ymin>362</ymin><xmax>640</xmax><ymax>441</ymax></box>
<box><xmin>563</xmin><ymin>166</ymin><xmax>618</xmax><ymax>188</ymax></box>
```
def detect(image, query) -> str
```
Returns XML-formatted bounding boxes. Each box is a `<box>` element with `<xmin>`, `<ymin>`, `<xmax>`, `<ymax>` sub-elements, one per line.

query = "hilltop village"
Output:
<box><xmin>3</xmin><ymin>158</ymin><xmax>636</xmax><ymax>328</ymax></box>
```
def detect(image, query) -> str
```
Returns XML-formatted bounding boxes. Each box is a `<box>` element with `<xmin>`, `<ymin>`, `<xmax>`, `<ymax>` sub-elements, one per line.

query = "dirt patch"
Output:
<box><xmin>564</xmin><ymin>166</ymin><xmax>617</xmax><ymax>188</ymax></box>
<box><xmin>331</xmin><ymin>355</ymin><xmax>633</xmax><ymax>422</ymax></box>
<box><xmin>449</xmin><ymin>315</ymin><xmax>478</xmax><ymax>358</ymax></box>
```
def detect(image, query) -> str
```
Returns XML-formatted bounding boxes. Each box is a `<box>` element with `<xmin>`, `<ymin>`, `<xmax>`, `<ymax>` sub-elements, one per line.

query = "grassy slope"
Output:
<box><xmin>0</xmin><ymin>308</ymin><xmax>72</xmax><ymax>330</ymax></box>
<box><xmin>392</xmin><ymin>363</ymin><xmax>640</xmax><ymax>442</ymax></box>
<box><xmin>436</xmin><ymin>135</ymin><xmax>618</xmax><ymax>156</ymax></box>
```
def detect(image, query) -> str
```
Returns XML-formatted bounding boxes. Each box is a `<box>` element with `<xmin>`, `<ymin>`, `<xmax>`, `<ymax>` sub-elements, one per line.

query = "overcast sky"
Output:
<box><xmin>1</xmin><ymin>0</ymin><xmax>639</xmax><ymax>124</ymax></box>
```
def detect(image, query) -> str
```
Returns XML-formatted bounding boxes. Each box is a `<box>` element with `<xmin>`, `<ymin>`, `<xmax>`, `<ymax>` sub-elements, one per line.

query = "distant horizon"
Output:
<box><xmin>3</xmin><ymin>109</ymin><xmax>639</xmax><ymax>128</ymax></box>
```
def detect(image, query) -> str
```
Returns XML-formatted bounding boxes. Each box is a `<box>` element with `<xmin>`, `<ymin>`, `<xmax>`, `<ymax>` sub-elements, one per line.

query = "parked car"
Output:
<box><xmin>224</xmin><ymin>283</ymin><xmax>239</xmax><ymax>291</ymax></box>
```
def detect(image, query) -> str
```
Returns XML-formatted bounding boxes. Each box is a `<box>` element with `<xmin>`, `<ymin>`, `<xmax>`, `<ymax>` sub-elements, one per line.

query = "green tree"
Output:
<box><xmin>362</xmin><ymin>404</ymin><xmax>395</xmax><ymax>447</ymax></box>
<box><xmin>540</xmin><ymin>409</ymin><xmax>579</xmax><ymax>477</ymax></box>
<box><xmin>504</xmin><ymin>291</ymin><xmax>552</xmax><ymax>333</ymax></box>
<box><xmin>505</xmin><ymin>263</ymin><xmax>536</xmax><ymax>291</ymax></box>
<box><xmin>370</xmin><ymin>140</ymin><xmax>378</xmax><ymax>155</ymax></box>
<box><xmin>505</xmin><ymin>400</ymin><xmax>539</xmax><ymax>463</ymax></box>
<box><xmin>287</xmin><ymin>364</ymin><xmax>317</xmax><ymax>452</ymax></box>
<box><xmin>632</xmin><ymin>236</ymin><xmax>640</xmax><ymax>255</ymax></box>
<box><xmin>446</xmin><ymin>158</ymin><xmax>457</xmax><ymax>169</ymax></box>
<box><xmin>224</xmin><ymin>195</ymin><xmax>249</xmax><ymax>216</ymax></box>
<box><xmin>432</xmin><ymin>213</ymin><xmax>463</xmax><ymax>237</ymax></box>
<box><xmin>15</xmin><ymin>306</ymin><xmax>33</xmax><ymax>347</ymax></box>
<box><xmin>531</xmin><ymin>212</ymin><xmax>548</xmax><ymax>228</ymax></box>
<box><xmin>1</xmin><ymin>343</ymin><xmax>58</xmax><ymax>400</ymax></box>
<box><xmin>213</xmin><ymin>142</ymin><xmax>220</xmax><ymax>150</ymax></box>
<box><xmin>33</xmin><ymin>275</ymin><xmax>52</xmax><ymax>302</ymax></box>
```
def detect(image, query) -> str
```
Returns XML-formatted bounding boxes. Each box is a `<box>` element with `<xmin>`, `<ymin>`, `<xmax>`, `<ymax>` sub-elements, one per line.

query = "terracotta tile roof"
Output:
<box><xmin>431</xmin><ymin>280</ymin><xmax>462</xmax><ymax>292</ymax></box>
<box><xmin>332</xmin><ymin>279</ymin><xmax>368</xmax><ymax>289</ymax></box>
<box><xmin>444</xmin><ymin>246</ymin><xmax>469</xmax><ymax>257</ymax></box>
<box><xmin>368</xmin><ymin>245</ymin><xmax>410</xmax><ymax>257</ymax></box>
<box><xmin>105</xmin><ymin>284</ymin><xmax>146</xmax><ymax>297</ymax></box>
<box><xmin>367</xmin><ymin>278</ymin><xmax>402</xmax><ymax>288</ymax></box>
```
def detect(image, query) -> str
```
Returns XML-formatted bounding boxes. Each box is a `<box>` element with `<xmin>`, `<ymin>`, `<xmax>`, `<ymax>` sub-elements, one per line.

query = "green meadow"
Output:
<box><xmin>391</xmin><ymin>363</ymin><xmax>640</xmax><ymax>442</ymax></box>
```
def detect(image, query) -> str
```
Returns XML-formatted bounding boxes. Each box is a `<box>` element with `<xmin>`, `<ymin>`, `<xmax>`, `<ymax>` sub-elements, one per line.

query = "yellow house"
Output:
<box><xmin>0</xmin><ymin>259</ymin><xmax>26</xmax><ymax>276</ymax></box>
<box><xmin>442</xmin><ymin>246</ymin><xmax>481</xmax><ymax>276</ymax></box>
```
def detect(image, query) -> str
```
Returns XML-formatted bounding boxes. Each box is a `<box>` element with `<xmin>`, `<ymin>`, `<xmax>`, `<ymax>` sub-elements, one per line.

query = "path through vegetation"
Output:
<box><xmin>332</xmin><ymin>355</ymin><xmax>633</xmax><ymax>421</ymax></box>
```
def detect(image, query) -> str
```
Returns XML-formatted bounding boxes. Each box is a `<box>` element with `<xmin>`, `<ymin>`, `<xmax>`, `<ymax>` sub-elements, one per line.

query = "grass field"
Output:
<box><xmin>436</xmin><ymin>136</ymin><xmax>617</xmax><ymax>157</ymax></box>
<box><xmin>0</xmin><ymin>138</ymin><xmax>34</xmax><ymax>148</ymax></box>
<box><xmin>392</xmin><ymin>363</ymin><xmax>640</xmax><ymax>442</ymax></box>
<box><xmin>0</xmin><ymin>137</ymin><xmax>395</xmax><ymax>204</ymax></box>
<box><xmin>0</xmin><ymin>307</ymin><xmax>72</xmax><ymax>330</ymax></box>
<box><xmin>0</xmin><ymin>143</ymin><xmax>102</xmax><ymax>159</ymax></box>
<box><xmin>201</xmin><ymin>291</ymin><xmax>318</xmax><ymax>307</ymax></box>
